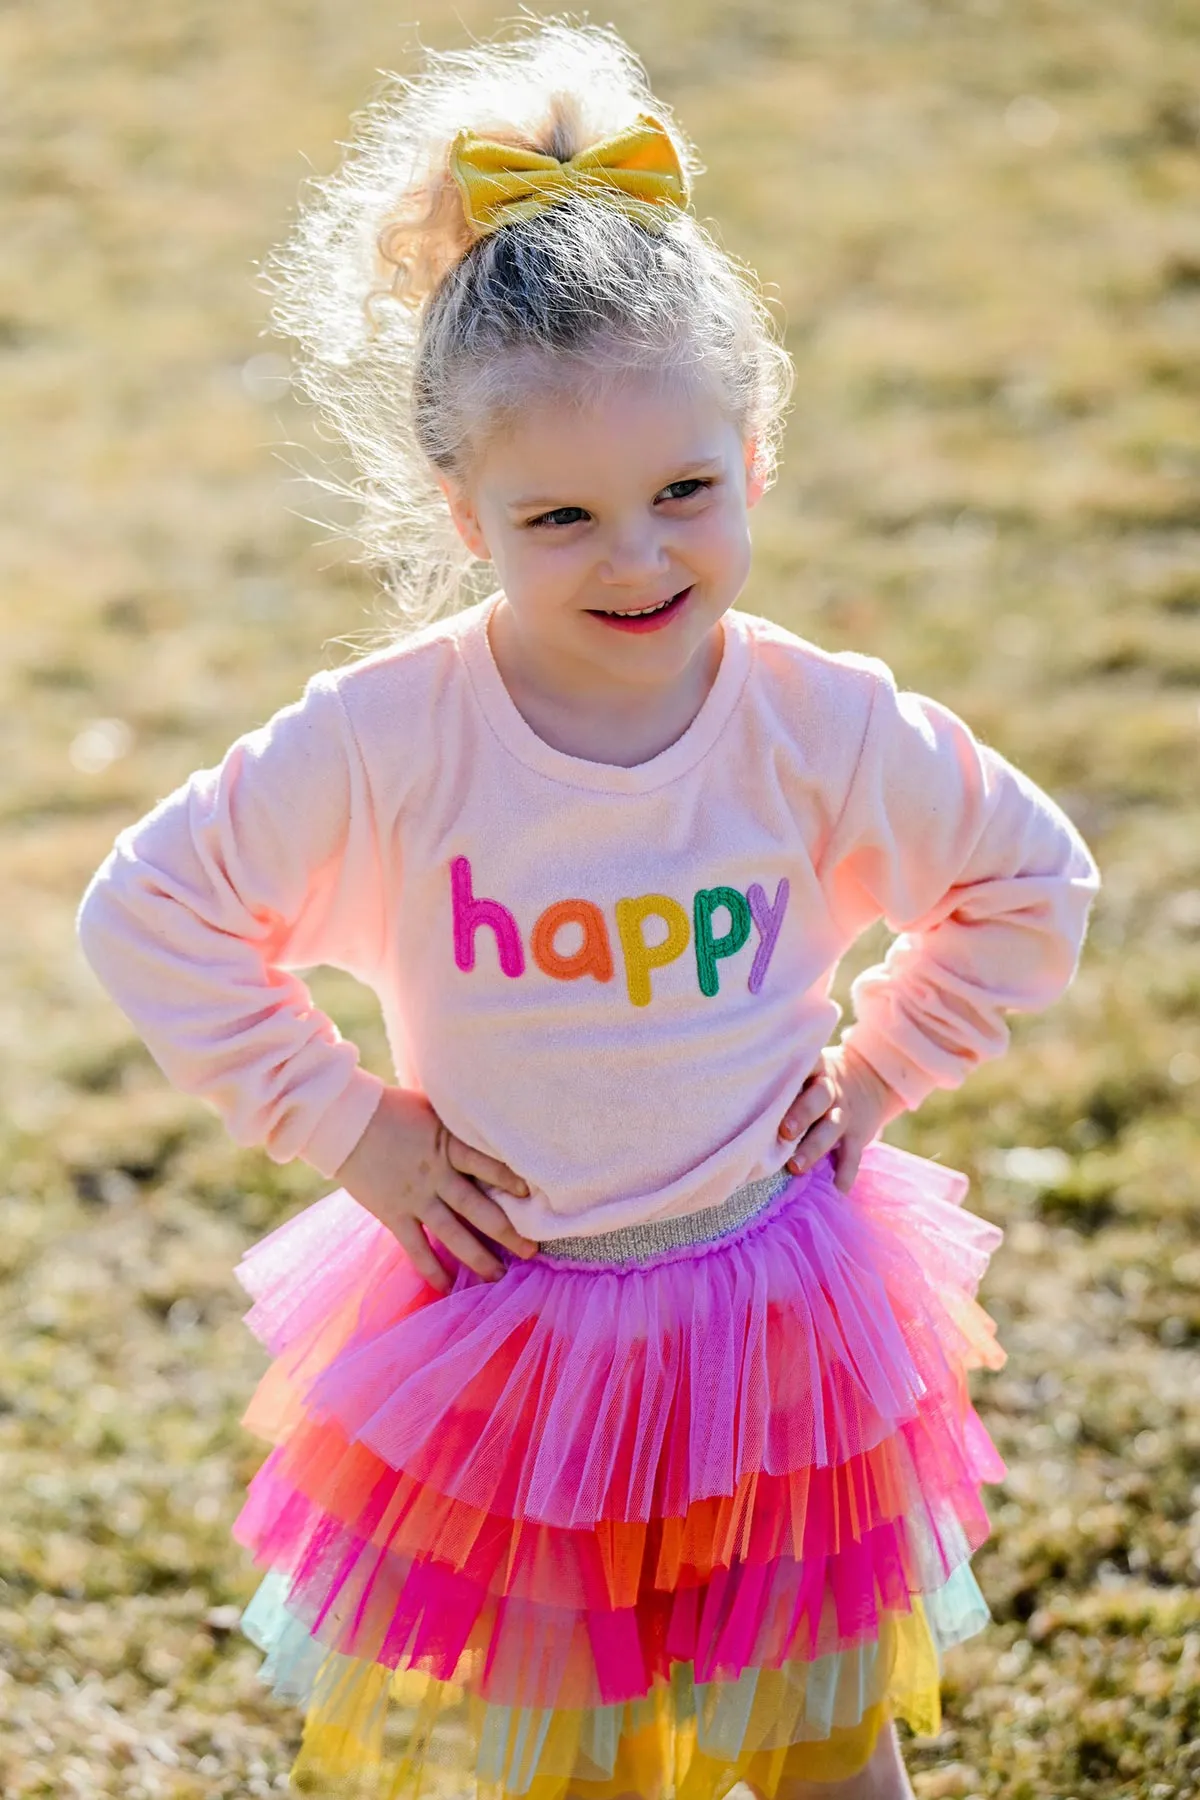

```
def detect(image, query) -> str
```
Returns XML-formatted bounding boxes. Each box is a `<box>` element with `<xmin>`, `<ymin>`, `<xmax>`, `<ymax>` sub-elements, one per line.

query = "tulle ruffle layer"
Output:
<box><xmin>231</xmin><ymin>1142</ymin><xmax>1007</xmax><ymax>1798</ymax></box>
<box><xmin>241</xmin><ymin>1562</ymin><xmax>989</xmax><ymax>1796</ymax></box>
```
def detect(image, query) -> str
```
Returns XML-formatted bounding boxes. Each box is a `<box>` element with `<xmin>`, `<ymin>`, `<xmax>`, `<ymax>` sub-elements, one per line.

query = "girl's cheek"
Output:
<box><xmin>685</xmin><ymin>512</ymin><xmax>743</xmax><ymax>570</ymax></box>
<box><xmin>539</xmin><ymin>540</ymin><xmax>593</xmax><ymax>586</ymax></box>
<box><xmin>510</xmin><ymin>541</ymin><xmax>588</xmax><ymax>607</ymax></box>
<box><xmin>499</xmin><ymin>536</ymin><xmax>558</xmax><ymax>591</ymax></box>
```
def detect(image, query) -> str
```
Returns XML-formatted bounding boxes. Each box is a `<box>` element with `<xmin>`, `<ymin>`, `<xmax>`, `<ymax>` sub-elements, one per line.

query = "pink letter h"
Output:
<box><xmin>450</xmin><ymin>856</ymin><xmax>525</xmax><ymax>978</ymax></box>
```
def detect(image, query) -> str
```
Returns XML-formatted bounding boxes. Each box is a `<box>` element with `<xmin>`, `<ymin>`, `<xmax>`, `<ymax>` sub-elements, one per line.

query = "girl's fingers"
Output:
<box><xmin>437</xmin><ymin>1173</ymin><xmax>539</xmax><ymax>1274</ymax></box>
<box><xmin>440</xmin><ymin>1152</ymin><xmax>539</xmax><ymax>1252</ymax></box>
<box><xmin>448</xmin><ymin>1134</ymin><xmax>532</xmax><ymax>1201</ymax></box>
<box><xmin>778</xmin><ymin>1074</ymin><xmax>835</xmax><ymax>1140</ymax></box>
<box><xmin>395</xmin><ymin>1217</ymin><xmax>454</xmax><ymax>1293</ymax></box>
<box><xmin>833</xmin><ymin>1136</ymin><xmax>865</xmax><ymax>1195</ymax></box>
<box><xmin>423</xmin><ymin>1196</ymin><xmax>506</xmax><ymax>1281</ymax></box>
<box><xmin>786</xmin><ymin>1107</ymin><xmax>846</xmax><ymax>1175</ymax></box>
<box><xmin>439</xmin><ymin>1168</ymin><xmax>540</xmax><ymax>1259</ymax></box>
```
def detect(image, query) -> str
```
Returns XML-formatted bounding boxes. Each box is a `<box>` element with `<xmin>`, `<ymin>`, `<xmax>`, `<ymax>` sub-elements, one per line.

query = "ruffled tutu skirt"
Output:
<box><xmin>232</xmin><ymin>1141</ymin><xmax>1006</xmax><ymax>1799</ymax></box>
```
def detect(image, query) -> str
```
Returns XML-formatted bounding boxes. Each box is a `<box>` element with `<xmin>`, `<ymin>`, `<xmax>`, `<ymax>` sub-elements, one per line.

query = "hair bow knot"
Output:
<box><xmin>449</xmin><ymin>113</ymin><xmax>690</xmax><ymax>237</ymax></box>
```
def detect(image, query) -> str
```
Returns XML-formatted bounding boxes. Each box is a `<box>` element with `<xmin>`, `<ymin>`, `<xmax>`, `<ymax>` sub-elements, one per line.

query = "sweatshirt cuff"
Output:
<box><xmin>299</xmin><ymin>1068</ymin><xmax>387</xmax><ymax>1180</ymax></box>
<box><xmin>836</xmin><ymin>1025</ymin><xmax>941</xmax><ymax>1115</ymax></box>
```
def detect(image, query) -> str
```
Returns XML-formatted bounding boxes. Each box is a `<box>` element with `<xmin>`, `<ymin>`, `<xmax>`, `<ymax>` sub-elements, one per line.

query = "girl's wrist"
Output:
<box><xmin>836</xmin><ymin>1039</ymin><xmax>911</xmax><ymax>1122</ymax></box>
<box><xmin>319</xmin><ymin>1071</ymin><xmax>389</xmax><ymax>1182</ymax></box>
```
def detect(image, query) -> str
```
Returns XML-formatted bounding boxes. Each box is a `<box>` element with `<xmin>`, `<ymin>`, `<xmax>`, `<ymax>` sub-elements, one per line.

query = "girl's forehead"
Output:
<box><xmin>473</xmin><ymin>367</ymin><xmax>743</xmax><ymax>498</ymax></box>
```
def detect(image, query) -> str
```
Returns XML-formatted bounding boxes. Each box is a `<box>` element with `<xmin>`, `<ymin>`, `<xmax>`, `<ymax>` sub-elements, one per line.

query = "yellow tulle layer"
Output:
<box><xmin>285</xmin><ymin>1603</ymin><xmax>942</xmax><ymax>1800</ymax></box>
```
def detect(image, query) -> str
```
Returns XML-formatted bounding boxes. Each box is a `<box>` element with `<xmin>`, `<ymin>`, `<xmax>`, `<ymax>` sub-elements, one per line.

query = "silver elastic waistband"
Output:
<box><xmin>536</xmin><ymin>1168</ymin><xmax>794</xmax><ymax>1267</ymax></box>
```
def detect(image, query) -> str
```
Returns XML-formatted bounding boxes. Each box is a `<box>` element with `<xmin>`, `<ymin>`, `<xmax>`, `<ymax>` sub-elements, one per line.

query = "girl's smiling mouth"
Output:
<box><xmin>587</xmin><ymin>587</ymin><xmax>694</xmax><ymax>633</ymax></box>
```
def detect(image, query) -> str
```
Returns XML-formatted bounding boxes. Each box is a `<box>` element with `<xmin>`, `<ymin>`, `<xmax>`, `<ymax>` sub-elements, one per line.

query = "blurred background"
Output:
<box><xmin>2</xmin><ymin>1</ymin><xmax>1199</xmax><ymax>1795</ymax></box>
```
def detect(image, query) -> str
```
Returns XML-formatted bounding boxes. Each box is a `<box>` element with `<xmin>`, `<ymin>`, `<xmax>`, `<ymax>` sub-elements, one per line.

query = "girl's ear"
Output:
<box><xmin>437</xmin><ymin>475</ymin><xmax>491</xmax><ymax>561</ymax></box>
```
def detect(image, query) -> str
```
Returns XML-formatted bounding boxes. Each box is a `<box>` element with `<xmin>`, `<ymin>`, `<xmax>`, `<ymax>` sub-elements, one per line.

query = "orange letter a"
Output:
<box><xmin>531</xmin><ymin>899</ymin><xmax>615</xmax><ymax>983</ymax></box>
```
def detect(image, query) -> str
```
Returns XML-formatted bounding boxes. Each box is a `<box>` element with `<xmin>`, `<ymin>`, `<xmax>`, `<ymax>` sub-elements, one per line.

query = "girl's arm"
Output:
<box><xmin>76</xmin><ymin>674</ymin><xmax>389</xmax><ymax>1178</ymax></box>
<box><xmin>821</xmin><ymin>666</ymin><xmax>1101</xmax><ymax>1114</ymax></box>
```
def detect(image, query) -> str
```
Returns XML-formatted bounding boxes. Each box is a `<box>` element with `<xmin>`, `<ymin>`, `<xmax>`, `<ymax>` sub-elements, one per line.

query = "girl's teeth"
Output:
<box><xmin>603</xmin><ymin>595</ymin><xmax>676</xmax><ymax>617</ymax></box>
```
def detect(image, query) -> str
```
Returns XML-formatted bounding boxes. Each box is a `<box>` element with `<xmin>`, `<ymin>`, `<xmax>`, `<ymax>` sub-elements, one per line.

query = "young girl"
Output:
<box><xmin>78</xmin><ymin>20</ymin><xmax>1100</xmax><ymax>1800</ymax></box>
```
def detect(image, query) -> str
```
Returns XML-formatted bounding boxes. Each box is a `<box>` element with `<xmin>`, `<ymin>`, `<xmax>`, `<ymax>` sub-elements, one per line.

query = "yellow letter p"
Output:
<box><xmin>615</xmin><ymin>894</ymin><xmax>691</xmax><ymax>1008</ymax></box>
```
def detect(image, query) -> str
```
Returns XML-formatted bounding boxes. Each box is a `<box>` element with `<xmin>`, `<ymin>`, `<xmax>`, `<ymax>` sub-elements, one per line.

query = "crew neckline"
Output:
<box><xmin>457</xmin><ymin>594</ymin><xmax>754</xmax><ymax>793</ymax></box>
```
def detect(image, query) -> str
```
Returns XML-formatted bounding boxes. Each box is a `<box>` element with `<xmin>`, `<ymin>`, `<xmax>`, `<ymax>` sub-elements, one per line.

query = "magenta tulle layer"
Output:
<box><xmin>231</xmin><ymin>1142</ymin><xmax>1007</xmax><ymax>1717</ymax></box>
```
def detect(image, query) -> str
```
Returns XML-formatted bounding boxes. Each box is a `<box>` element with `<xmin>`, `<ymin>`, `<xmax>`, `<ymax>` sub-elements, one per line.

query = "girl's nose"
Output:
<box><xmin>596</xmin><ymin>521</ymin><xmax>671</xmax><ymax>587</ymax></box>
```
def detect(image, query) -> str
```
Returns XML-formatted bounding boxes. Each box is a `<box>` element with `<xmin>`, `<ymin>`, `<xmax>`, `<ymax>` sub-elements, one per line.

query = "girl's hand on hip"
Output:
<box><xmin>778</xmin><ymin>1043</ymin><xmax>908</xmax><ymax>1195</ymax></box>
<box><xmin>334</xmin><ymin>1086</ymin><xmax>539</xmax><ymax>1292</ymax></box>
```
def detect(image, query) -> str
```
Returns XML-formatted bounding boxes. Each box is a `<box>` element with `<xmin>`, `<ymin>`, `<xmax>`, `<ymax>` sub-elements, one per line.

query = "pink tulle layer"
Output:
<box><xmin>236</xmin><ymin>1144</ymin><xmax>1004</xmax><ymax>1528</ymax></box>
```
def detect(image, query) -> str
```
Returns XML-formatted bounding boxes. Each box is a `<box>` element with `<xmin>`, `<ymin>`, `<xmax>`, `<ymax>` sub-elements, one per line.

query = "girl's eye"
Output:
<box><xmin>527</xmin><ymin>506</ymin><xmax>589</xmax><ymax>529</ymax></box>
<box><xmin>658</xmin><ymin>478</ymin><xmax>713</xmax><ymax>503</ymax></box>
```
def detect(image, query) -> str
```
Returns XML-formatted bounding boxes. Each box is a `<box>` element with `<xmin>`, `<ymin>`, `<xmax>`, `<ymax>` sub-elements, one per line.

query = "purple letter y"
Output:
<box><xmin>746</xmin><ymin>879</ymin><xmax>790</xmax><ymax>995</ymax></box>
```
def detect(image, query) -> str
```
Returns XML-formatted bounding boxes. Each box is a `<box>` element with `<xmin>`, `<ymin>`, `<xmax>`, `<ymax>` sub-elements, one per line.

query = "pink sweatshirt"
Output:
<box><xmin>77</xmin><ymin>600</ymin><xmax>1100</xmax><ymax>1239</ymax></box>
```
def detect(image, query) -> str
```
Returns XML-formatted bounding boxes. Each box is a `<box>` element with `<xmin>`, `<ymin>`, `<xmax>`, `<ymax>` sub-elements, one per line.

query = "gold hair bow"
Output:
<box><xmin>449</xmin><ymin>113</ymin><xmax>690</xmax><ymax>237</ymax></box>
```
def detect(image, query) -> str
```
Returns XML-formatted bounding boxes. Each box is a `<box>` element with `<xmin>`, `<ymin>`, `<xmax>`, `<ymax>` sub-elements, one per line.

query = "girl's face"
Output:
<box><xmin>441</xmin><ymin>366</ymin><xmax>765</xmax><ymax>698</ymax></box>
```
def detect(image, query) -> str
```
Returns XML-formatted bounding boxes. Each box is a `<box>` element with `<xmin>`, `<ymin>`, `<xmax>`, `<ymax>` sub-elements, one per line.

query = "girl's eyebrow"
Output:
<box><xmin>507</xmin><ymin>456</ymin><xmax>727</xmax><ymax>515</ymax></box>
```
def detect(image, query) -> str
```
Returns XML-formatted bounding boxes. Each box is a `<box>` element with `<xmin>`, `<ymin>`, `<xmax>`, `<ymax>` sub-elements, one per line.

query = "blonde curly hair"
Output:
<box><xmin>263</xmin><ymin>17</ymin><xmax>794</xmax><ymax>632</ymax></box>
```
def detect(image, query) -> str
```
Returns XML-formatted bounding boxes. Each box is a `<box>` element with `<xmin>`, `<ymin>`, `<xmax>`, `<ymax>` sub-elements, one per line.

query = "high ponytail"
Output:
<box><xmin>263</xmin><ymin>19</ymin><xmax>793</xmax><ymax>634</ymax></box>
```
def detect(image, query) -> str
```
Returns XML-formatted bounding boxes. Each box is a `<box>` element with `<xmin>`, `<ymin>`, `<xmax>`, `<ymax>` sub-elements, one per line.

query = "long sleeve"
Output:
<box><xmin>823</xmin><ymin>663</ymin><xmax>1101</xmax><ymax>1112</ymax></box>
<box><xmin>76</xmin><ymin>673</ymin><xmax>390</xmax><ymax>1177</ymax></box>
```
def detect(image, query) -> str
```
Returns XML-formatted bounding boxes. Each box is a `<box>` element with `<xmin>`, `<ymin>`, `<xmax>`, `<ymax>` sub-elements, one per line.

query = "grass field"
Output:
<box><xmin>2</xmin><ymin>1</ymin><xmax>1199</xmax><ymax>1795</ymax></box>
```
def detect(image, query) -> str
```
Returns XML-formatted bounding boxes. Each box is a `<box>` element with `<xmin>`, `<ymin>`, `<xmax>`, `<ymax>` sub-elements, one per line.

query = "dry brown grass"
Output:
<box><xmin>2</xmin><ymin>1</ymin><xmax>1199</xmax><ymax>1795</ymax></box>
